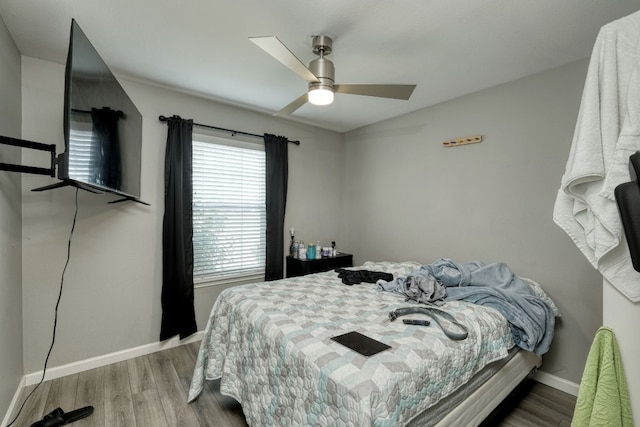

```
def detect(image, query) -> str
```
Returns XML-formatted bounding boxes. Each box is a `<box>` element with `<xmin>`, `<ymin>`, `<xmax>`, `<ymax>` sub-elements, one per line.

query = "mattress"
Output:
<box><xmin>188</xmin><ymin>261</ymin><xmax>532</xmax><ymax>426</ymax></box>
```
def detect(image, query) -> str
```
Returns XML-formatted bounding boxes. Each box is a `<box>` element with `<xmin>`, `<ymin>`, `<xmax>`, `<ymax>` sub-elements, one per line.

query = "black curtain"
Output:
<box><xmin>90</xmin><ymin>107</ymin><xmax>122</xmax><ymax>189</ymax></box>
<box><xmin>160</xmin><ymin>116</ymin><xmax>197</xmax><ymax>340</ymax></box>
<box><xmin>264</xmin><ymin>134</ymin><xmax>289</xmax><ymax>281</ymax></box>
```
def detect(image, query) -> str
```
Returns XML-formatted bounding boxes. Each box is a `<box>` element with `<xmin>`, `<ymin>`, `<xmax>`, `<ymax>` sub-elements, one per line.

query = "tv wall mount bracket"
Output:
<box><xmin>0</xmin><ymin>135</ymin><xmax>56</xmax><ymax>177</ymax></box>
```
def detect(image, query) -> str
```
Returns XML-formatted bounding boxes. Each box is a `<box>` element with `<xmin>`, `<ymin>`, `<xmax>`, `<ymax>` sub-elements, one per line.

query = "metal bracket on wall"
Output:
<box><xmin>442</xmin><ymin>135</ymin><xmax>482</xmax><ymax>147</ymax></box>
<box><xmin>0</xmin><ymin>134</ymin><xmax>57</xmax><ymax>176</ymax></box>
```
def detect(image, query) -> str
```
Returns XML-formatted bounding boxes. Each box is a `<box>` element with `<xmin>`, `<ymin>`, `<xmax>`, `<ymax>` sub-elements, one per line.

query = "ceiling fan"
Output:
<box><xmin>249</xmin><ymin>35</ymin><xmax>417</xmax><ymax>115</ymax></box>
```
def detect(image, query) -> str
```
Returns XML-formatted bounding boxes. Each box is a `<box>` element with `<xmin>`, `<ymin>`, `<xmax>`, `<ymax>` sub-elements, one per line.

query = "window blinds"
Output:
<box><xmin>192</xmin><ymin>139</ymin><xmax>266</xmax><ymax>282</ymax></box>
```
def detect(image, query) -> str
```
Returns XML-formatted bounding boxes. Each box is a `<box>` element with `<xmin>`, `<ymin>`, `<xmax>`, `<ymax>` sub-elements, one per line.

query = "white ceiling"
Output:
<box><xmin>1</xmin><ymin>0</ymin><xmax>638</xmax><ymax>133</ymax></box>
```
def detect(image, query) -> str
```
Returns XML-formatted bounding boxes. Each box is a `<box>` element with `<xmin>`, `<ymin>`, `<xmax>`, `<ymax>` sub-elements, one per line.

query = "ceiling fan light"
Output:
<box><xmin>308</xmin><ymin>88</ymin><xmax>334</xmax><ymax>106</ymax></box>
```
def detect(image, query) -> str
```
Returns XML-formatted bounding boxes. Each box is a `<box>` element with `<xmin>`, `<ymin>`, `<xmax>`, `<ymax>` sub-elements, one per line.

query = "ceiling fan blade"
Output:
<box><xmin>249</xmin><ymin>36</ymin><xmax>319</xmax><ymax>83</ymax></box>
<box><xmin>334</xmin><ymin>84</ymin><xmax>416</xmax><ymax>100</ymax></box>
<box><xmin>274</xmin><ymin>93</ymin><xmax>309</xmax><ymax>116</ymax></box>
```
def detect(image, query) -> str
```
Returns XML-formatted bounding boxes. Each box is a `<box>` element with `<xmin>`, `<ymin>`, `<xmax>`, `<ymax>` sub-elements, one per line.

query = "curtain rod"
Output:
<box><xmin>158</xmin><ymin>115</ymin><xmax>300</xmax><ymax>145</ymax></box>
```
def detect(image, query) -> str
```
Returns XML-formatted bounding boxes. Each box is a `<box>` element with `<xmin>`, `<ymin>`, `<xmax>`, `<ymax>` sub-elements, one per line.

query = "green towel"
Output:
<box><xmin>571</xmin><ymin>326</ymin><xmax>633</xmax><ymax>426</ymax></box>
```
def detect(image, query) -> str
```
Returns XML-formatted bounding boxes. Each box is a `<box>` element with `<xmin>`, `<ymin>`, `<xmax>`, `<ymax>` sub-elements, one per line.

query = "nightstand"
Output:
<box><xmin>286</xmin><ymin>253</ymin><xmax>353</xmax><ymax>278</ymax></box>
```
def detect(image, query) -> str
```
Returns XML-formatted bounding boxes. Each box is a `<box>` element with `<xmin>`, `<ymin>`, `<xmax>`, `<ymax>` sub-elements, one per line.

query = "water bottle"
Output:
<box><xmin>298</xmin><ymin>241</ymin><xmax>306</xmax><ymax>259</ymax></box>
<box><xmin>307</xmin><ymin>243</ymin><xmax>316</xmax><ymax>260</ymax></box>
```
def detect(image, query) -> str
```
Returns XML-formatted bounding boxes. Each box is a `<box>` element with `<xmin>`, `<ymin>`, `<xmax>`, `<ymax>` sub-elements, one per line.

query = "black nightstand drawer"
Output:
<box><xmin>286</xmin><ymin>253</ymin><xmax>353</xmax><ymax>278</ymax></box>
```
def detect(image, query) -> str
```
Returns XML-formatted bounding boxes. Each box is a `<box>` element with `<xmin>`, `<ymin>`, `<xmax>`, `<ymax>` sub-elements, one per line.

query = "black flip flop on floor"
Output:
<box><xmin>30</xmin><ymin>406</ymin><xmax>94</xmax><ymax>427</ymax></box>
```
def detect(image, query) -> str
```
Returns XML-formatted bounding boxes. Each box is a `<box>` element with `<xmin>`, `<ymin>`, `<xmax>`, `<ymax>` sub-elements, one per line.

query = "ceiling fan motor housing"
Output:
<box><xmin>309</xmin><ymin>36</ymin><xmax>335</xmax><ymax>91</ymax></box>
<box><xmin>309</xmin><ymin>58</ymin><xmax>335</xmax><ymax>91</ymax></box>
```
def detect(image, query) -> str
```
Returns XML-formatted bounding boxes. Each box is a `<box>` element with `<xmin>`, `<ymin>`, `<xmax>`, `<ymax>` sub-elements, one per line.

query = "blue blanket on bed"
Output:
<box><xmin>428</xmin><ymin>259</ymin><xmax>555</xmax><ymax>355</ymax></box>
<box><xmin>381</xmin><ymin>259</ymin><xmax>556</xmax><ymax>355</ymax></box>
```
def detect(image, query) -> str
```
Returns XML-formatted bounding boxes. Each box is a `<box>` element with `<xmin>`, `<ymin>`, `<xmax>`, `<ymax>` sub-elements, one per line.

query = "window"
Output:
<box><xmin>192</xmin><ymin>134</ymin><xmax>266</xmax><ymax>285</ymax></box>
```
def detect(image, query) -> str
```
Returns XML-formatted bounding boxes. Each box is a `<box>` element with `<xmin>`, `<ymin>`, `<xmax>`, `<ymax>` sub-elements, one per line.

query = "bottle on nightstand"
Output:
<box><xmin>298</xmin><ymin>241</ymin><xmax>306</xmax><ymax>259</ymax></box>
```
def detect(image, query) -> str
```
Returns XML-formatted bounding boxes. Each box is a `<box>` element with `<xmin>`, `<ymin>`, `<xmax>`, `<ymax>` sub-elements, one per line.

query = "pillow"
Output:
<box><xmin>521</xmin><ymin>277</ymin><xmax>561</xmax><ymax>317</ymax></box>
<box><xmin>360</xmin><ymin>261</ymin><xmax>422</xmax><ymax>278</ymax></box>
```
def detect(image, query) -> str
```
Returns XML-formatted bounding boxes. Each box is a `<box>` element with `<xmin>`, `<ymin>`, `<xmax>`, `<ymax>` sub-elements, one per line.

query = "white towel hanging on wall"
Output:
<box><xmin>553</xmin><ymin>10</ymin><xmax>640</xmax><ymax>302</ymax></box>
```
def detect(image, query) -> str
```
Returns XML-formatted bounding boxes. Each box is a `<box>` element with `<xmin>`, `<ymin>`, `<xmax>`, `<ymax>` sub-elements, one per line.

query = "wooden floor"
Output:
<box><xmin>9</xmin><ymin>342</ymin><xmax>576</xmax><ymax>427</ymax></box>
<box><xmin>480</xmin><ymin>379</ymin><xmax>577</xmax><ymax>427</ymax></box>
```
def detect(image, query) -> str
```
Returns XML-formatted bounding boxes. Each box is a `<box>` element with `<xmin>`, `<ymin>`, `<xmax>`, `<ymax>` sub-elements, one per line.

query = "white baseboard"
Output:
<box><xmin>2</xmin><ymin>375</ymin><xmax>26</xmax><ymax>427</ymax></box>
<box><xmin>24</xmin><ymin>331</ymin><xmax>203</xmax><ymax>386</ymax></box>
<box><xmin>534</xmin><ymin>369</ymin><xmax>580</xmax><ymax>396</ymax></box>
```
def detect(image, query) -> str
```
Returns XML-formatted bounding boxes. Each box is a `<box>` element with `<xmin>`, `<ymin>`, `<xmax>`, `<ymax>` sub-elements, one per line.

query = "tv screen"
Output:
<box><xmin>58</xmin><ymin>19</ymin><xmax>143</xmax><ymax>202</ymax></box>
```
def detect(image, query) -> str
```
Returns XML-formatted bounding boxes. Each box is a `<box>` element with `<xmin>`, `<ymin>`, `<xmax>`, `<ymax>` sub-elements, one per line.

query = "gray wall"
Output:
<box><xmin>0</xmin><ymin>15</ymin><xmax>23</xmax><ymax>421</ymax></box>
<box><xmin>341</xmin><ymin>59</ymin><xmax>602</xmax><ymax>383</ymax></box>
<box><xmin>19</xmin><ymin>56</ymin><xmax>344</xmax><ymax>373</ymax></box>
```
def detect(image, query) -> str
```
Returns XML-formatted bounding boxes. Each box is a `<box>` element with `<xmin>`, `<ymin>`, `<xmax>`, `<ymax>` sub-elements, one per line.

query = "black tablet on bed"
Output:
<box><xmin>331</xmin><ymin>331</ymin><xmax>391</xmax><ymax>357</ymax></box>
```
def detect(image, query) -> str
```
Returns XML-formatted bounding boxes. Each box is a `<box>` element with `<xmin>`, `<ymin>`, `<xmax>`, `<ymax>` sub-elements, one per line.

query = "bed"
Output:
<box><xmin>188</xmin><ymin>261</ymin><xmax>557</xmax><ymax>426</ymax></box>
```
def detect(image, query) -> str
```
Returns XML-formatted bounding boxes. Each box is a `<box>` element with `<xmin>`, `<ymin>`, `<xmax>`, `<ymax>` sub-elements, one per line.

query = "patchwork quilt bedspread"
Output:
<box><xmin>188</xmin><ymin>262</ymin><xmax>515</xmax><ymax>427</ymax></box>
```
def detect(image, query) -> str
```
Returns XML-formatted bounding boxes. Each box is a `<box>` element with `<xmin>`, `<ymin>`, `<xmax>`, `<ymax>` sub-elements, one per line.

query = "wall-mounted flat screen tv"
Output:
<box><xmin>35</xmin><ymin>19</ymin><xmax>145</xmax><ymax>204</ymax></box>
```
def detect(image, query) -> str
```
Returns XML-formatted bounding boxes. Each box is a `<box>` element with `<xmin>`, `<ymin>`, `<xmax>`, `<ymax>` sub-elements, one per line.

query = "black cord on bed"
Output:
<box><xmin>4</xmin><ymin>188</ymin><xmax>79</xmax><ymax>427</ymax></box>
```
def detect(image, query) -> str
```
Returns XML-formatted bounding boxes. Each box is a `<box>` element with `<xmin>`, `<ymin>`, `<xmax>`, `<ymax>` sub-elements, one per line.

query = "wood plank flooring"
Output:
<box><xmin>8</xmin><ymin>342</ymin><xmax>576</xmax><ymax>426</ymax></box>
<box><xmin>480</xmin><ymin>379</ymin><xmax>577</xmax><ymax>427</ymax></box>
